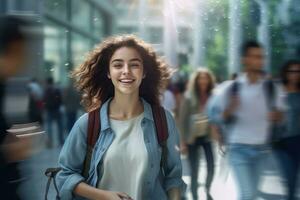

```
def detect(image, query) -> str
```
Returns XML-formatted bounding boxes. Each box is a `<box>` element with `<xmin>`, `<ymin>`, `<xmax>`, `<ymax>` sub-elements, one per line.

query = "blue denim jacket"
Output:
<box><xmin>56</xmin><ymin>98</ymin><xmax>186</xmax><ymax>200</ymax></box>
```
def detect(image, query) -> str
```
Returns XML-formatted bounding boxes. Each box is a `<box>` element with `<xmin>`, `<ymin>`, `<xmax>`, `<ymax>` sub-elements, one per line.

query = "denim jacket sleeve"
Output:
<box><xmin>56</xmin><ymin>114</ymin><xmax>88</xmax><ymax>200</ymax></box>
<box><xmin>163</xmin><ymin>110</ymin><xmax>187</xmax><ymax>192</ymax></box>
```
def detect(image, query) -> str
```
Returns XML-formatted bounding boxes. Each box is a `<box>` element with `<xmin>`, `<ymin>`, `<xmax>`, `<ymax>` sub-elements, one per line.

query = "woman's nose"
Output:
<box><xmin>122</xmin><ymin>64</ymin><xmax>130</xmax><ymax>74</ymax></box>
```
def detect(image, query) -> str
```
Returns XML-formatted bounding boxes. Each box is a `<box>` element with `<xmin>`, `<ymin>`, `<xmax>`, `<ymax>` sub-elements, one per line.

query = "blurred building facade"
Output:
<box><xmin>1</xmin><ymin>0</ymin><xmax>198</xmax><ymax>85</ymax></box>
<box><xmin>1</xmin><ymin>0</ymin><xmax>300</xmax><ymax>84</ymax></box>
<box><xmin>0</xmin><ymin>0</ymin><xmax>116</xmax><ymax>121</ymax></box>
<box><xmin>277</xmin><ymin>0</ymin><xmax>300</xmax><ymax>59</ymax></box>
<box><xmin>1</xmin><ymin>0</ymin><xmax>115</xmax><ymax>84</ymax></box>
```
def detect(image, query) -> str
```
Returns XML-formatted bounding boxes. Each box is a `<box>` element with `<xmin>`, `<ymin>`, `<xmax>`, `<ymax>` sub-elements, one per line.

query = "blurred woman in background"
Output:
<box><xmin>179</xmin><ymin>68</ymin><xmax>216</xmax><ymax>200</ymax></box>
<box><xmin>277</xmin><ymin>60</ymin><xmax>300</xmax><ymax>200</ymax></box>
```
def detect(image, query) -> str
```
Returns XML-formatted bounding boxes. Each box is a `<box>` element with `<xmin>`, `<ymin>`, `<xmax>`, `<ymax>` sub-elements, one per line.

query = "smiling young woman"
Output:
<box><xmin>56</xmin><ymin>35</ymin><xmax>186</xmax><ymax>200</ymax></box>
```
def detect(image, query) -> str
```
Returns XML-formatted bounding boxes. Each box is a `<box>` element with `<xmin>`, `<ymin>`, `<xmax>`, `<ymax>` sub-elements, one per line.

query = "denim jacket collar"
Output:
<box><xmin>99</xmin><ymin>97</ymin><xmax>154</xmax><ymax>132</ymax></box>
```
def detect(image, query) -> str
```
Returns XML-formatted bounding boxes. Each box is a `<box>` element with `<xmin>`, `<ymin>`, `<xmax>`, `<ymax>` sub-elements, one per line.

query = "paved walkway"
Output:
<box><xmin>18</xmin><ymin>143</ymin><xmax>299</xmax><ymax>200</ymax></box>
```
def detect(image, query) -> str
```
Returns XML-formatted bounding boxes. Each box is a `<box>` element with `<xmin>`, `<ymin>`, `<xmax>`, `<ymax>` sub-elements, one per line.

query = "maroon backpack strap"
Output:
<box><xmin>89</xmin><ymin>108</ymin><xmax>101</xmax><ymax>147</ymax></box>
<box><xmin>83</xmin><ymin>107</ymin><xmax>101</xmax><ymax>179</ymax></box>
<box><xmin>151</xmin><ymin>105</ymin><xmax>169</xmax><ymax>170</ymax></box>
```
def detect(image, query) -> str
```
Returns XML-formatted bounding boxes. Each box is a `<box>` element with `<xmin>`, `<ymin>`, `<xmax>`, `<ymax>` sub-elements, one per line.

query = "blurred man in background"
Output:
<box><xmin>0</xmin><ymin>15</ymin><xmax>33</xmax><ymax>199</ymax></box>
<box><xmin>44</xmin><ymin>77</ymin><xmax>64</xmax><ymax>147</ymax></box>
<box><xmin>207</xmin><ymin>41</ymin><xmax>285</xmax><ymax>200</ymax></box>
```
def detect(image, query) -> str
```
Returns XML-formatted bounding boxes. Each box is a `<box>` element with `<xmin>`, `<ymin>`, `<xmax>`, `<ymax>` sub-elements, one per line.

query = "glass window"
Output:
<box><xmin>44</xmin><ymin>0</ymin><xmax>67</xmax><ymax>20</ymax></box>
<box><xmin>117</xmin><ymin>26</ymin><xmax>138</xmax><ymax>34</ymax></box>
<box><xmin>71</xmin><ymin>1</ymin><xmax>90</xmax><ymax>30</ymax></box>
<box><xmin>72</xmin><ymin>33</ymin><xmax>91</xmax><ymax>67</ymax></box>
<box><xmin>93</xmin><ymin>9</ymin><xmax>104</xmax><ymax>40</ymax></box>
<box><xmin>148</xmin><ymin>27</ymin><xmax>163</xmax><ymax>44</ymax></box>
<box><xmin>44</xmin><ymin>20</ymin><xmax>68</xmax><ymax>85</ymax></box>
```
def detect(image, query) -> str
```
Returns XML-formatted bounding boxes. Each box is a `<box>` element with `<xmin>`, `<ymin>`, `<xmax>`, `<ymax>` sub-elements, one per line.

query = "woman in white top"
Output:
<box><xmin>56</xmin><ymin>35</ymin><xmax>186</xmax><ymax>200</ymax></box>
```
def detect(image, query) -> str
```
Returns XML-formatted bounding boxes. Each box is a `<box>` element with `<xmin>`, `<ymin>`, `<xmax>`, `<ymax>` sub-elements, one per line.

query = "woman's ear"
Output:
<box><xmin>143</xmin><ymin>73</ymin><xmax>146</xmax><ymax>79</ymax></box>
<box><xmin>107</xmin><ymin>73</ymin><xmax>111</xmax><ymax>79</ymax></box>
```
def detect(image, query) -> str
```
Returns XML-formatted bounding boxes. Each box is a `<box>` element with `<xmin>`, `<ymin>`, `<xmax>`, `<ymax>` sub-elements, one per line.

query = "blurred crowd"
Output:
<box><xmin>162</xmin><ymin>41</ymin><xmax>300</xmax><ymax>200</ymax></box>
<box><xmin>27</xmin><ymin>76</ymin><xmax>82</xmax><ymax>147</ymax></box>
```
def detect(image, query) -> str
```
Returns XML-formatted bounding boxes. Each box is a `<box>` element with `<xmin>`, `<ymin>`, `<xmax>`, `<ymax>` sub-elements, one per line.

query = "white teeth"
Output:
<box><xmin>120</xmin><ymin>79</ymin><xmax>134</xmax><ymax>83</ymax></box>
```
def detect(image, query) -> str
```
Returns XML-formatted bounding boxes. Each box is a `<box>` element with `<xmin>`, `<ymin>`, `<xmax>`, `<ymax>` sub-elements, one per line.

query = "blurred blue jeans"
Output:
<box><xmin>274</xmin><ymin>135</ymin><xmax>300</xmax><ymax>200</ymax></box>
<box><xmin>187</xmin><ymin>137</ymin><xmax>214</xmax><ymax>200</ymax></box>
<box><xmin>46</xmin><ymin>110</ymin><xmax>64</xmax><ymax>146</ymax></box>
<box><xmin>228</xmin><ymin>144</ymin><xmax>268</xmax><ymax>200</ymax></box>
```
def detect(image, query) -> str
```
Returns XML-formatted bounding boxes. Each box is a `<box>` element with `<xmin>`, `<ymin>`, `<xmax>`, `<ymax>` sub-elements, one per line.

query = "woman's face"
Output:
<box><xmin>108</xmin><ymin>46</ymin><xmax>144</xmax><ymax>96</ymax></box>
<box><xmin>287</xmin><ymin>64</ymin><xmax>300</xmax><ymax>85</ymax></box>
<box><xmin>197</xmin><ymin>72</ymin><xmax>210</xmax><ymax>91</ymax></box>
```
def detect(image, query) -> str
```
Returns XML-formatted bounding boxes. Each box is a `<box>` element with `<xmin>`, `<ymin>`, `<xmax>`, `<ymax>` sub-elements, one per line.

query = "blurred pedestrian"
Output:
<box><xmin>0</xmin><ymin>15</ymin><xmax>34</xmax><ymax>200</ymax></box>
<box><xmin>179</xmin><ymin>68</ymin><xmax>215</xmax><ymax>200</ymax></box>
<box><xmin>56</xmin><ymin>35</ymin><xmax>186</xmax><ymax>200</ymax></box>
<box><xmin>44</xmin><ymin>77</ymin><xmax>64</xmax><ymax>147</ymax></box>
<box><xmin>27</xmin><ymin>78</ymin><xmax>44</xmax><ymax>123</ymax></box>
<box><xmin>207</xmin><ymin>41</ymin><xmax>285</xmax><ymax>200</ymax></box>
<box><xmin>275</xmin><ymin>60</ymin><xmax>300</xmax><ymax>200</ymax></box>
<box><xmin>63</xmin><ymin>79</ymin><xmax>81</xmax><ymax>132</ymax></box>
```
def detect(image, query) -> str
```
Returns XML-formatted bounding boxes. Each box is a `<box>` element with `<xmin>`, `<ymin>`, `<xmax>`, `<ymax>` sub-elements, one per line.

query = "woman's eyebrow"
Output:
<box><xmin>129</xmin><ymin>58</ymin><xmax>142</xmax><ymax>62</ymax></box>
<box><xmin>111</xmin><ymin>58</ymin><xmax>142</xmax><ymax>64</ymax></box>
<box><xmin>111</xmin><ymin>59</ymin><xmax>124</xmax><ymax>64</ymax></box>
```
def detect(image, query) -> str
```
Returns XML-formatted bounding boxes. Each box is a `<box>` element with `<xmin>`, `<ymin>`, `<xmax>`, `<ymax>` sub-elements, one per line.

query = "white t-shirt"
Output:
<box><xmin>97</xmin><ymin>113</ymin><xmax>148</xmax><ymax>199</ymax></box>
<box><xmin>210</xmin><ymin>74</ymin><xmax>285</xmax><ymax>145</ymax></box>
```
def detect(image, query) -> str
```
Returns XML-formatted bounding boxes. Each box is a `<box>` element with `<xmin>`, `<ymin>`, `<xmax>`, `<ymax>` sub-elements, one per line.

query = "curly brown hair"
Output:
<box><xmin>72</xmin><ymin>35</ymin><xmax>172</xmax><ymax>111</ymax></box>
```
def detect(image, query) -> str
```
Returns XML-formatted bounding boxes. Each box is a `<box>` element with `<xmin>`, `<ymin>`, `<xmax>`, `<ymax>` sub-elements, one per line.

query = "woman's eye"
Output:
<box><xmin>131</xmin><ymin>63</ymin><xmax>140</xmax><ymax>68</ymax></box>
<box><xmin>114</xmin><ymin>64</ymin><xmax>122</xmax><ymax>68</ymax></box>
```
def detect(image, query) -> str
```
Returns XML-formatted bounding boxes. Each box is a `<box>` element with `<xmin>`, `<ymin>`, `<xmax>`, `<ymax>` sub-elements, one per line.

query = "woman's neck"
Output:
<box><xmin>199</xmin><ymin>87</ymin><xmax>207</xmax><ymax>96</ymax></box>
<box><xmin>198</xmin><ymin>89</ymin><xmax>208</xmax><ymax>106</ymax></box>
<box><xmin>109</xmin><ymin>93</ymin><xmax>144</xmax><ymax>120</ymax></box>
<box><xmin>199</xmin><ymin>88</ymin><xmax>208</xmax><ymax>99</ymax></box>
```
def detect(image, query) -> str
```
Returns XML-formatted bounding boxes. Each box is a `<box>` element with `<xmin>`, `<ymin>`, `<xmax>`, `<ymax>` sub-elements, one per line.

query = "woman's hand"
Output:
<box><xmin>74</xmin><ymin>182</ymin><xmax>133</xmax><ymax>200</ymax></box>
<box><xmin>101</xmin><ymin>191</ymin><xmax>133</xmax><ymax>200</ymax></box>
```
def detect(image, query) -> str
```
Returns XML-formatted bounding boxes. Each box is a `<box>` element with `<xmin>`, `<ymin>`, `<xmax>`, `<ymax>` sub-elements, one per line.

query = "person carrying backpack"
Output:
<box><xmin>44</xmin><ymin>77</ymin><xmax>64</xmax><ymax>147</ymax></box>
<box><xmin>55</xmin><ymin>35</ymin><xmax>186</xmax><ymax>200</ymax></box>
<box><xmin>207</xmin><ymin>41</ymin><xmax>285</xmax><ymax>200</ymax></box>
